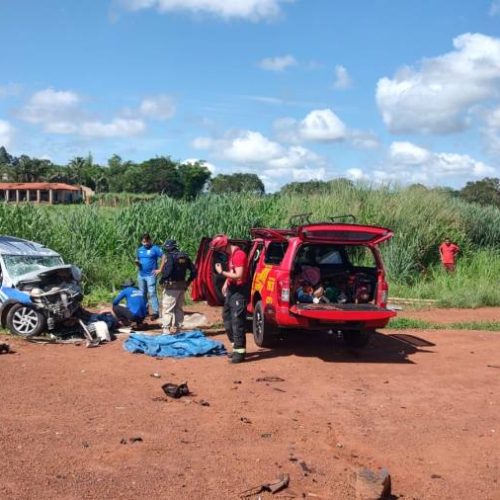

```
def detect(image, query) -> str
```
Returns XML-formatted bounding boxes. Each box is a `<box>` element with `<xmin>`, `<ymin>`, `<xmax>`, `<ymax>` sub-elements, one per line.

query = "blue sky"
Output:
<box><xmin>1</xmin><ymin>0</ymin><xmax>500</xmax><ymax>191</ymax></box>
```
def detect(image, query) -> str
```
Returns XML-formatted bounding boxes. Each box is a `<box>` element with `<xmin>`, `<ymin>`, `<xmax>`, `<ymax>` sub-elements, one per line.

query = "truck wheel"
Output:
<box><xmin>6</xmin><ymin>304</ymin><xmax>46</xmax><ymax>337</ymax></box>
<box><xmin>253</xmin><ymin>301</ymin><xmax>278</xmax><ymax>347</ymax></box>
<box><xmin>343</xmin><ymin>330</ymin><xmax>371</xmax><ymax>348</ymax></box>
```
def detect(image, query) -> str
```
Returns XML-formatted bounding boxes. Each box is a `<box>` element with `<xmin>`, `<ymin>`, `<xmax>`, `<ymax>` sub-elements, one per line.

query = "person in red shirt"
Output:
<box><xmin>439</xmin><ymin>238</ymin><xmax>460</xmax><ymax>272</ymax></box>
<box><xmin>211</xmin><ymin>234</ymin><xmax>248</xmax><ymax>364</ymax></box>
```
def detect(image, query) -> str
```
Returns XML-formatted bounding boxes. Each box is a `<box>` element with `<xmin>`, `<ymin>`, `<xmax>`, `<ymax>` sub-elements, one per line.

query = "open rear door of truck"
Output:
<box><xmin>298</xmin><ymin>223</ymin><xmax>393</xmax><ymax>246</ymax></box>
<box><xmin>191</xmin><ymin>237</ymin><xmax>251</xmax><ymax>306</ymax></box>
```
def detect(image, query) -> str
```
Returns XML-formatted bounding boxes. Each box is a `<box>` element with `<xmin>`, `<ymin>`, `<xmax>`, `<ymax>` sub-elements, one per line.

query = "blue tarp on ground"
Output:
<box><xmin>123</xmin><ymin>330</ymin><xmax>227</xmax><ymax>358</ymax></box>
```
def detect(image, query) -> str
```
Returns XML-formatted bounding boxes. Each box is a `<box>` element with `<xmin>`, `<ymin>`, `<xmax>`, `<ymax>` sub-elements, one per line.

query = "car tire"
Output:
<box><xmin>6</xmin><ymin>304</ymin><xmax>46</xmax><ymax>337</ymax></box>
<box><xmin>253</xmin><ymin>300</ymin><xmax>278</xmax><ymax>347</ymax></box>
<box><xmin>342</xmin><ymin>330</ymin><xmax>371</xmax><ymax>348</ymax></box>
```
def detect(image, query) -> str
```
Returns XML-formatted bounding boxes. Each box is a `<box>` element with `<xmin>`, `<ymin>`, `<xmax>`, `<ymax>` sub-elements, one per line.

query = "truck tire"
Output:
<box><xmin>6</xmin><ymin>304</ymin><xmax>46</xmax><ymax>337</ymax></box>
<box><xmin>343</xmin><ymin>330</ymin><xmax>371</xmax><ymax>348</ymax></box>
<box><xmin>253</xmin><ymin>300</ymin><xmax>278</xmax><ymax>347</ymax></box>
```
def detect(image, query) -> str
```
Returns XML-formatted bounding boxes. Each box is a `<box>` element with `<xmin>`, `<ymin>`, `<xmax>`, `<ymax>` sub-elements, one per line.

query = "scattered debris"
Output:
<box><xmin>273</xmin><ymin>387</ymin><xmax>286</xmax><ymax>393</ymax></box>
<box><xmin>240</xmin><ymin>417</ymin><xmax>252</xmax><ymax>424</ymax></box>
<box><xmin>162</xmin><ymin>382</ymin><xmax>190</xmax><ymax>399</ymax></box>
<box><xmin>299</xmin><ymin>461</ymin><xmax>313</xmax><ymax>474</ymax></box>
<box><xmin>0</xmin><ymin>343</ymin><xmax>10</xmax><ymax>354</ymax></box>
<box><xmin>355</xmin><ymin>467</ymin><xmax>391</xmax><ymax>500</ymax></box>
<box><xmin>233</xmin><ymin>380</ymin><xmax>242</xmax><ymax>384</ymax></box>
<box><xmin>261</xmin><ymin>433</ymin><xmax>272</xmax><ymax>438</ymax></box>
<box><xmin>431</xmin><ymin>474</ymin><xmax>442</xmax><ymax>479</ymax></box>
<box><xmin>150</xmin><ymin>372</ymin><xmax>161</xmax><ymax>378</ymax></box>
<box><xmin>487</xmin><ymin>364</ymin><xmax>500</xmax><ymax>369</ymax></box>
<box><xmin>240</xmin><ymin>473</ymin><xmax>290</xmax><ymax>497</ymax></box>
<box><xmin>256</xmin><ymin>376</ymin><xmax>285</xmax><ymax>383</ymax></box>
<box><xmin>336</xmin><ymin>442</ymin><xmax>344</xmax><ymax>448</ymax></box>
<box><xmin>82</xmin><ymin>441</ymin><xmax>90</xmax><ymax>448</ymax></box>
<box><xmin>151</xmin><ymin>396</ymin><xmax>168</xmax><ymax>402</ymax></box>
<box><xmin>198</xmin><ymin>399</ymin><xmax>210</xmax><ymax>407</ymax></box>
<box><xmin>120</xmin><ymin>436</ymin><xmax>143</xmax><ymax>444</ymax></box>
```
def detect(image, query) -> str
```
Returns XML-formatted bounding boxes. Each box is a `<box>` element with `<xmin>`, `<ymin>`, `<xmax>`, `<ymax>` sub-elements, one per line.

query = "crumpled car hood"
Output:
<box><xmin>13</xmin><ymin>265</ymin><xmax>79</xmax><ymax>286</ymax></box>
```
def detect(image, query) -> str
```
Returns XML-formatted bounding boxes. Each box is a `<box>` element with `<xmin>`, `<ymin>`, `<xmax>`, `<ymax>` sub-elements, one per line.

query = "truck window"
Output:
<box><xmin>345</xmin><ymin>246</ymin><xmax>376</xmax><ymax>267</ymax></box>
<box><xmin>295</xmin><ymin>245</ymin><xmax>346</xmax><ymax>266</ymax></box>
<box><xmin>264</xmin><ymin>242</ymin><xmax>288</xmax><ymax>265</ymax></box>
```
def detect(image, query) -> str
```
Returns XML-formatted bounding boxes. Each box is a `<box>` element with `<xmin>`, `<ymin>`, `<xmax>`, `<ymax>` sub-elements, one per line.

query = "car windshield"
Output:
<box><xmin>3</xmin><ymin>255</ymin><xmax>64</xmax><ymax>279</ymax></box>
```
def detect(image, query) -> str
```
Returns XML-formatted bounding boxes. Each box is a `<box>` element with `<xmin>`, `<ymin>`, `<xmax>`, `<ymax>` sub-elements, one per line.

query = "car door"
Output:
<box><xmin>191</xmin><ymin>237</ymin><xmax>251</xmax><ymax>306</ymax></box>
<box><xmin>297</xmin><ymin>223</ymin><xmax>393</xmax><ymax>246</ymax></box>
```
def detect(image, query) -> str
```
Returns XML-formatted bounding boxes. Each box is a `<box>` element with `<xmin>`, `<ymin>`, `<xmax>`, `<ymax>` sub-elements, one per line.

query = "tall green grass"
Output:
<box><xmin>0</xmin><ymin>185</ymin><xmax>498</xmax><ymax>307</ymax></box>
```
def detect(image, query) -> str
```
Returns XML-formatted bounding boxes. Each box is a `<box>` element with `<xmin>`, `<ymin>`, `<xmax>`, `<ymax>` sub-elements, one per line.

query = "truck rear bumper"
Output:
<box><xmin>266</xmin><ymin>303</ymin><xmax>396</xmax><ymax>330</ymax></box>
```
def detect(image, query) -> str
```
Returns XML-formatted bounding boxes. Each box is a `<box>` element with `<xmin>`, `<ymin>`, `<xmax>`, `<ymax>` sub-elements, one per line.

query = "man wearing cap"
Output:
<box><xmin>112</xmin><ymin>279</ymin><xmax>148</xmax><ymax>328</ymax></box>
<box><xmin>211</xmin><ymin>234</ymin><xmax>248</xmax><ymax>363</ymax></box>
<box><xmin>158</xmin><ymin>239</ymin><xmax>197</xmax><ymax>334</ymax></box>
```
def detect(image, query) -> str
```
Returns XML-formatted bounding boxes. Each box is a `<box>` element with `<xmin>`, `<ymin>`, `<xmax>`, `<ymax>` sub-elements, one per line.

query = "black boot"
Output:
<box><xmin>231</xmin><ymin>352</ymin><xmax>245</xmax><ymax>364</ymax></box>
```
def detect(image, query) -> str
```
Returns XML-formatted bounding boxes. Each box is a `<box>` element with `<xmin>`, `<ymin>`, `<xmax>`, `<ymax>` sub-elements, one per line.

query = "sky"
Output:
<box><xmin>1</xmin><ymin>0</ymin><xmax>500</xmax><ymax>192</ymax></box>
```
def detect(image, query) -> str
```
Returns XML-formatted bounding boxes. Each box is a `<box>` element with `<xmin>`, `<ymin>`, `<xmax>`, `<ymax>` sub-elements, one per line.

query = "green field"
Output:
<box><xmin>0</xmin><ymin>183</ymin><xmax>498</xmax><ymax>307</ymax></box>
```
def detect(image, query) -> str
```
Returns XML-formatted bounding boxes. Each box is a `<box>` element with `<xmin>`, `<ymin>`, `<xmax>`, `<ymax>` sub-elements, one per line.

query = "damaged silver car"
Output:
<box><xmin>0</xmin><ymin>236</ymin><xmax>83</xmax><ymax>336</ymax></box>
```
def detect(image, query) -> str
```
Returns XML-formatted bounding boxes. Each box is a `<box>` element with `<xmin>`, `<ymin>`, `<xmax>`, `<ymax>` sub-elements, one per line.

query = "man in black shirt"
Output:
<box><xmin>158</xmin><ymin>239</ymin><xmax>197</xmax><ymax>334</ymax></box>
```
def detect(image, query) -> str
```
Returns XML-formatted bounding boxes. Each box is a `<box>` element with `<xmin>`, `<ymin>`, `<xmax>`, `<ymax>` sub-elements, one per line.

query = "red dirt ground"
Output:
<box><xmin>0</xmin><ymin>306</ymin><xmax>499</xmax><ymax>499</ymax></box>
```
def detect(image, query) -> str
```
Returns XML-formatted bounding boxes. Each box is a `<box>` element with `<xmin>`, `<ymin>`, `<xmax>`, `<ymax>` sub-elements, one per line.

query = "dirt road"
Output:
<box><xmin>0</xmin><ymin>307</ymin><xmax>499</xmax><ymax>499</ymax></box>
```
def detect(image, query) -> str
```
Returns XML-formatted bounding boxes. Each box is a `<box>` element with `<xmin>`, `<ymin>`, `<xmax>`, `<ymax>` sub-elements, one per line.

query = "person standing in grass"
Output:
<box><xmin>135</xmin><ymin>233</ymin><xmax>163</xmax><ymax>320</ymax></box>
<box><xmin>439</xmin><ymin>238</ymin><xmax>460</xmax><ymax>272</ymax></box>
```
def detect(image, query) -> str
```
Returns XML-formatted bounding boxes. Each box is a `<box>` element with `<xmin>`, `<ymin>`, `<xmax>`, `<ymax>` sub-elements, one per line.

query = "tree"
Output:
<box><xmin>280</xmin><ymin>178</ymin><xmax>354</xmax><ymax>195</ymax></box>
<box><xmin>179</xmin><ymin>161</ymin><xmax>211</xmax><ymax>200</ymax></box>
<box><xmin>460</xmin><ymin>178</ymin><xmax>500</xmax><ymax>208</ymax></box>
<box><xmin>138</xmin><ymin>156</ymin><xmax>184</xmax><ymax>196</ymax></box>
<box><xmin>210</xmin><ymin>173</ymin><xmax>265</xmax><ymax>195</ymax></box>
<box><xmin>13</xmin><ymin>155</ymin><xmax>52</xmax><ymax>182</ymax></box>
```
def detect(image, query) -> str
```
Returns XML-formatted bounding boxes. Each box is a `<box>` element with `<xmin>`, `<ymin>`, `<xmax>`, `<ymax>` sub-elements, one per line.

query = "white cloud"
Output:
<box><xmin>376</xmin><ymin>33</ymin><xmax>500</xmax><ymax>134</ymax></box>
<box><xmin>17</xmin><ymin>88</ymin><xmax>147</xmax><ymax>138</ymax></box>
<box><xmin>139</xmin><ymin>94</ymin><xmax>175</xmax><ymax>120</ymax></box>
<box><xmin>223</xmin><ymin>131</ymin><xmax>283</xmax><ymax>163</ymax></box>
<box><xmin>356</xmin><ymin>141</ymin><xmax>497</xmax><ymax>185</ymax></box>
<box><xmin>489</xmin><ymin>1</ymin><xmax>500</xmax><ymax>16</ymax></box>
<box><xmin>300</xmin><ymin>108</ymin><xmax>347</xmax><ymax>142</ymax></box>
<box><xmin>345</xmin><ymin>168</ymin><xmax>370</xmax><ymax>182</ymax></box>
<box><xmin>80</xmin><ymin>119</ymin><xmax>146</xmax><ymax>138</ymax></box>
<box><xmin>333</xmin><ymin>65</ymin><xmax>352</xmax><ymax>89</ymax></box>
<box><xmin>182</xmin><ymin>158</ymin><xmax>216</xmax><ymax>173</ymax></box>
<box><xmin>389</xmin><ymin>141</ymin><xmax>432</xmax><ymax>165</ymax></box>
<box><xmin>18</xmin><ymin>88</ymin><xmax>82</xmax><ymax>127</ymax></box>
<box><xmin>258</xmin><ymin>54</ymin><xmax>297</xmax><ymax>72</ymax></box>
<box><xmin>0</xmin><ymin>120</ymin><xmax>13</xmax><ymax>147</ymax></box>
<box><xmin>0</xmin><ymin>84</ymin><xmax>22</xmax><ymax>99</ymax></box>
<box><xmin>191</xmin><ymin>129</ymin><xmax>328</xmax><ymax>192</ymax></box>
<box><xmin>349</xmin><ymin>130</ymin><xmax>380</xmax><ymax>150</ymax></box>
<box><xmin>120</xmin><ymin>0</ymin><xmax>292</xmax><ymax>21</ymax></box>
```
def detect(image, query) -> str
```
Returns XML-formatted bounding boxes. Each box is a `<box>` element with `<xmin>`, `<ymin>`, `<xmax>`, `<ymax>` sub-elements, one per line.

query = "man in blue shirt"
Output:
<box><xmin>112</xmin><ymin>279</ymin><xmax>147</xmax><ymax>327</ymax></box>
<box><xmin>135</xmin><ymin>233</ymin><xmax>163</xmax><ymax>320</ymax></box>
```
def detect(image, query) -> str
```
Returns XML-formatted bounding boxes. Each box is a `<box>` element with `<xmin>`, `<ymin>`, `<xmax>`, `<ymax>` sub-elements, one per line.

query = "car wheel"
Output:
<box><xmin>6</xmin><ymin>304</ymin><xmax>46</xmax><ymax>337</ymax></box>
<box><xmin>253</xmin><ymin>300</ymin><xmax>278</xmax><ymax>347</ymax></box>
<box><xmin>342</xmin><ymin>330</ymin><xmax>371</xmax><ymax>348</ymax></box>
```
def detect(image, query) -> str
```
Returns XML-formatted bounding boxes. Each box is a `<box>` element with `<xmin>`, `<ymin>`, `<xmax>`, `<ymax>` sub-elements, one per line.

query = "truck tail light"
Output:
<box><xmin>377</xmin><ymin>278</ymin><xmax>389</xmax><ymax>308</ymax></box>
<box><xmin>277</xmin><ymin>279</ymin><xmax>290</xmax><ymax>305</ymax></box>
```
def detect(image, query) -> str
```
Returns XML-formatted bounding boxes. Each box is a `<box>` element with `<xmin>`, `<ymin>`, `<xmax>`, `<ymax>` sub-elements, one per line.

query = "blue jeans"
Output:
<box><xmin>138</xmin><ymin>274</ymin><xmax>159</xmax><ymax>315</ymax></box>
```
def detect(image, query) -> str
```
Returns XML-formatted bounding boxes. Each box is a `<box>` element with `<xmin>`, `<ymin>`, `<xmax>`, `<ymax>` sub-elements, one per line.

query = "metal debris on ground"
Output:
<box><xmin>240</xmin><ymin>473</ymin><xmax>290</xmax><ymax>497</ymax></box>
<box><xmin>0</xmin><ymin>343</ymin><xmax>10</xmax><ymax>354</ymax></box>
<box><xmin>120</xmin><ymin>437</ymin><xmax>143</xmax><ymax>444</ymax></box>
<box><xmin>240</xmin><ymin>417</ymin><xmax>252</xmax><ymax>424</ymax></box>
<box><xmin>355</xmin><ymin>467</ymin><xmax>391</xmax><ymax>500</ymax></box>
<box><xmin>162</xmin><ymin>382</ymin><xmax>190</xmax><ymax>399</ymax></box>
<box><xmin>255</xmin><ymin>376</ymin><xmax>285</xmax><ymax>383</ymax></box>
<box><xmin>197</xmin><ymin>399</ymin><xmax>210</xmax><ymax>406</ymax></box>
<box><xmin>150</xmin><ymin>372</ymin><xmax>161</xmax><ymax>378</ymax></box>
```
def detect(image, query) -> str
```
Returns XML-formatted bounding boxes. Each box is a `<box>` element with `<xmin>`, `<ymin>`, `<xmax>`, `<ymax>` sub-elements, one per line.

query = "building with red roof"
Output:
<box><xmin>0</xmin><ymin>182</ymin><xmax>83</xmax><ymax>204</ymax></box>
